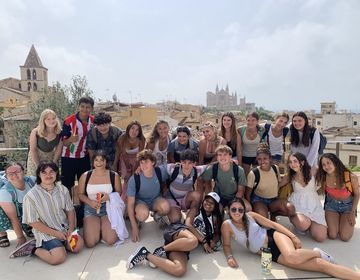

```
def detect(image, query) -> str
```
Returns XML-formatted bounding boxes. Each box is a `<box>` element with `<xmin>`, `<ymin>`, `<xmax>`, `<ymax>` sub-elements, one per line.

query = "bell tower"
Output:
<box><xmin>20</xmin><ymin>45</ymin><xmax>48</xmax><ymax>97</ymax></box>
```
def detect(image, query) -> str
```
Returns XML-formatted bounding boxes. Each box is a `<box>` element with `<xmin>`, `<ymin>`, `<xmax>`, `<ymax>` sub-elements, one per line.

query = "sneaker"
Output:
<box><xmin>149</xmin><ymin>246</ymin><xmax>166</xmax><ymax>268</ymax></box>
<box><xmin>126</xmin><ymin>246</ymin><xmax>150</xmax><ymax>269</ymax></box>
<box><xmin>9</xmin><ymin>239</ymin><xmax>36</xmax><ymax>259</ymax></box>
<box><xmin>313</xmin><ymin>247</ymin><xmax>337</xmax><ymax>264</ymax></box>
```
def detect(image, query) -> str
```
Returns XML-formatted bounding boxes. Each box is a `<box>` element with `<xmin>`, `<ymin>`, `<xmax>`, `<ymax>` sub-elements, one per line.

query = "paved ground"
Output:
<box><xmin>1</xmin><ymin>213</ymin><xmax>360</xmax><ymax>280</ymax></box>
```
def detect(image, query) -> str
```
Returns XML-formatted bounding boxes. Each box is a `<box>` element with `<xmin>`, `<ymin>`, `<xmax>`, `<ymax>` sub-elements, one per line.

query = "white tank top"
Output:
<box><xmin>242</xmin><ymin>134</ymin><xmax>261</xmax><ymax>157</ymax></box>
<box><xmin>86</xmin><ymin>183</ymin><xmax>112</xmax><ymax>200</ymax></box>
<box><xmin>268</xmin><ymin>128</ymin><xmax>284</xmax><ymax>156</ymax></box>
<box><xmin>153</xmin><ymin>136</ymin><xmax>170</xmax><ymax>166</ymax></box>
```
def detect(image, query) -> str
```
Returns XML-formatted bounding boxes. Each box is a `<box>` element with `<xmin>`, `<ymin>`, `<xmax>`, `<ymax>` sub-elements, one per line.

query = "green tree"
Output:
<box><xmin>67</xmin><ymin>75</ymin><xmax>94</xmax><ymax>112</ymax></box>
<box><xmin>256</xmin><ymin>106</ymin><xmax>274</xmax><ymax>121</ymax></box>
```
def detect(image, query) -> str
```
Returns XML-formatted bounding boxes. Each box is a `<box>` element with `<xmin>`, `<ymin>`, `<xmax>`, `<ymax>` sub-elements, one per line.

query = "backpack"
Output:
<box><xmin>310</xmin><ymin>128</ymin><xmax>327</xmax><ymax>155</ymax></box>
<box><xmin>0</xmin><ymin>171</ymin><xmax>7</xmax><ymax>188</ymax></box>
<box><xmin>84</xmin><ymin>170</ymin><xmax>116</xmax><ymax>194</ymax></box>
<box><xmin>212</xmin><ymin>162</ymin><xmax>240</xmax><ymax>185</ymax></box>
<box><xmin>134</xmin><ymin>166</ymin><xmax>163</xmax><ymax>194</ymax></box>
<box><xmin>239</xmin><ymin>126</ymin><xmax>264</xmax><ymax>139</ymax></box>
<box><xmin>250</xmin><ymin>165</ymin><xmax>279</xmax><ymax>197</ymax></box>
<box><xmin>166</xmin><ymin>164</ymin><xmax>198</xmax><ymax>206</ymax></box>
<box><xmin>261</xmin><ymin>124</ymin><xmax>289</xmax><ymax>151</ymax></box>
<box><xmin>344</xmin><ymin>171</ymin><xmax>354</xmax><ymax>195</ymax></box>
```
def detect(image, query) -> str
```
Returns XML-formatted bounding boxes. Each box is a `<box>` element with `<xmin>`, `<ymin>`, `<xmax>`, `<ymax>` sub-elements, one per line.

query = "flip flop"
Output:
<box><xmin>0</xmin><ymin>235</ymin><xmax>10</xmax><ymax>248</ymax></box>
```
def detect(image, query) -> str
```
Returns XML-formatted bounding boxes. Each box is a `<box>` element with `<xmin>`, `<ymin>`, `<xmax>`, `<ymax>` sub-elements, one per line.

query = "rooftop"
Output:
<box><xmin>1</xmin><ymin>211</ymin><xmax>359</xmax><ymax>280</ymax></box>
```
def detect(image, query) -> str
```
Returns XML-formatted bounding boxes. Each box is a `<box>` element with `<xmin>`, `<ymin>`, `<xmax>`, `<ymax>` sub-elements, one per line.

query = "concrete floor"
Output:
<box><xmin>1</xmin><ymin>214</ymin><xmax>360</xmax><ymax>280</ymax></box>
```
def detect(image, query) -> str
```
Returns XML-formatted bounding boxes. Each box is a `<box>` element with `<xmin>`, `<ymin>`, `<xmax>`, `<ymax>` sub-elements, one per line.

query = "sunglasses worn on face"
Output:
<box><xmin>230</xmin><ymin>207</ymin><xmax>245</xmax><ymax>214</ymax></box>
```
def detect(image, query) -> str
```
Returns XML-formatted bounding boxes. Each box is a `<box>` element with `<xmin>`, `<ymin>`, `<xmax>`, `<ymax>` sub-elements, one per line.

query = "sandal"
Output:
<box><xmin>0</xmin><ymin>235</ymin><xmax>10</xmax><ymax>248</ymax></box>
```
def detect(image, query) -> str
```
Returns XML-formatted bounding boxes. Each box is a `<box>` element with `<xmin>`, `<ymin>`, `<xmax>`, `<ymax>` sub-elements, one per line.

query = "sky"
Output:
<box><xmin>1</xmin><ymin>0</ymin><xmax>360</xmax><ymax>112</ymax></box>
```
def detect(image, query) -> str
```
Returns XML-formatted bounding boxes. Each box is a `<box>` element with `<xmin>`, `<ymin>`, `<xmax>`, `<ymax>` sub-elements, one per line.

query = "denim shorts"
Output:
<box><xmin>324</xmin><ymin>195</ymin><xmax>353</xmax><ymax>214</ymax></box>
<box><xmin>84</xmin><ymin>203</ymin><xmax>107</xmax><ymax>218</ymax></box>
<box><xmin>135</xmin><ymin>197</ymin><xmax>163</xmax><ymax>211</ymax></box>
<box><xmin>251</xmin><ymin>193</ymin><xmax>277</xmax><ymax>206</ymax></box>
<box><xmin>41</xmin><ymin>239</ymin><xmax>65</xmax><ymax>251</ymax></box>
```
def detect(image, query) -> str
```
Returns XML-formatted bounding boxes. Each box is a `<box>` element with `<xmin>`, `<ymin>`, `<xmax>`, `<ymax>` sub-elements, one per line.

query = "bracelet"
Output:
<box><xmin>227</xmin><ymin>254</ymin><xmax>233</xmax><ymax>260</ymax></box>
<box><xmin>201</xmin><ymin>237</ymin><xmax>207</xmax><ymax>244</ymax></box>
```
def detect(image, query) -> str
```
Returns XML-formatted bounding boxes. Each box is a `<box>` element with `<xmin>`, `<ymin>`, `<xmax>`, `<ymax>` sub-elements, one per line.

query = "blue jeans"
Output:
<box><xmin>324</xmin><ymin>195</ymin><xmax>353</xmax><ymax>214</ymax></box>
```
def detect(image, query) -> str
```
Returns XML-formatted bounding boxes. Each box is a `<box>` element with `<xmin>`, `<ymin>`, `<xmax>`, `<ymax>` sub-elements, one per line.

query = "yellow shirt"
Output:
<box><xmin>247</xmin><ymin>166</ymin><xmax>279</xmax><ymax>199</ymax></box>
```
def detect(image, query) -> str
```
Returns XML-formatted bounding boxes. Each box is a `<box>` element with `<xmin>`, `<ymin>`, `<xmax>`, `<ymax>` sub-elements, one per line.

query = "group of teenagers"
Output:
<box><xmin>0</xmin><ymin>96</ymin><xmax>359</xmax><ymax>279</ymax></box>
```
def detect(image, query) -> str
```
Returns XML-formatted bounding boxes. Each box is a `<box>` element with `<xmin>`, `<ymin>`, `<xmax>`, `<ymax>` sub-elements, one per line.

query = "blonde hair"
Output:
<box><xmin>202</xmin><ymin>121</ymin><xmax>221</xmax><ymax>147</ymax></box>
<box><xmin>37</xmin><ymin>109</ymin><xmax>62</xmax><ymax>137</ymax></box>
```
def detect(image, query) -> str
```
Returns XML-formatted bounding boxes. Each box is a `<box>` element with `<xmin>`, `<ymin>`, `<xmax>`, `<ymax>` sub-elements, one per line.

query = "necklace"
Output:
<box><xmin>40</xmin><ymin>184</ymin><xmax>55</xmax><ymax>192</ymax></box>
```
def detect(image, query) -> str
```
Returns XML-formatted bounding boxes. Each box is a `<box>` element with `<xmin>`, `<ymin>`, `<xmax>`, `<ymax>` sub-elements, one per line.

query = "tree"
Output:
<box><xmin>67</xmin><ymin>75</ymin><xmax>94</xmax><ymax>112</ymax></box>
<box><xmin>256</xmin><ymin>106</ymin><xmax>274</xmax><ymax>121</ymax></box>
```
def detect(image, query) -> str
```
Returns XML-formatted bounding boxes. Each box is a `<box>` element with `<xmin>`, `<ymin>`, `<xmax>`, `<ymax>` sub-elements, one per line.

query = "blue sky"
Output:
<box><xmin>1</xmin><ymin>0</ymin><xmax>360</xmax><ymax>112</ymax></box>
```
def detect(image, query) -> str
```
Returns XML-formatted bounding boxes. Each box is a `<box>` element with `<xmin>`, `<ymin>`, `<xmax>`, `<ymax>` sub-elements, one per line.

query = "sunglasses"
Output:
<box><xmin>230</xmin><ymin>207</ymin><xmax>245</xmax><ymax>214</ymax></box>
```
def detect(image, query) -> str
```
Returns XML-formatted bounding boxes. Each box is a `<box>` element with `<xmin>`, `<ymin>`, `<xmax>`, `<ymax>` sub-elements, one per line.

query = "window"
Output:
<box><xmin>349</xmin><ymin>155</ymin><xmax>357</xmax><ymax>166</ymax></box>
<box><xmin>215</xmin><ymin>118</ymin><xmax>218</xmax><ymax>124</ymax></box>
<box><xmin>27</xmin><ymin>82</ymin><xmax>31</xmax><ymax>91</ymax></box>
<box><xmin>317</xmin><ymin>121</ymin><xmax>321</xmax><ymax>125</ymax></box>
<box><xmin>33</xmin><ymin>82</ymin><xmax>37</xmax><ymax>91</ymax></box>
<box><xmin>18</xmin><ymin>83</ymin><xmax>21</xmax><ymax>90</ymax></box>
<box><xmin>32</xmin><ymin>69</ymin><xmax>37</xmax><ymax>80</ymax></box>
<box><xmin>354</xmin><ymin>121</ymin><xmax>358</xmax><ymax>126</ymax></box>
<box><xmin>0</xmin><ymin>130</ymin><xmax>4</xmax><ymax>143</ymax></box>
<box><xmin>27</xmin><ymin>69</ymin><xmax>31</xmax><ymax>80</ymax></box>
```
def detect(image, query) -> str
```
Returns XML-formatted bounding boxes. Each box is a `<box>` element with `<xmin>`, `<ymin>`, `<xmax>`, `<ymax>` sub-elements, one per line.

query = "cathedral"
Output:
<box><xmin>206</xmin><ymin>84</ymin><xmax>238</xmax><ymax>109</ymax></box>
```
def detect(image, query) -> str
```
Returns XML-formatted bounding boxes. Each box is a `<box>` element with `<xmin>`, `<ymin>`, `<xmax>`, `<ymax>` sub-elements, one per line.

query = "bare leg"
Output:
<box><xmin>185</xmin><ymin>191</ymin><xmax>202</xmax><ymax>221</ymax></box>
<box><xmin>274</xmin><ymin>231</ymin><xmax>360</xmax><ymax>280</ymax></box>
<box><xmin>269</xmin><ymin>199</ymin><xmax>295</xmax><ymax>217</ymax></box>
<box><xmin>100</xmin><ymin>216</ymin><xmax>118</xmax><ymax>245</ymax></box>
<box><xmin>153</xmin><ymin>198</ymin><xmax>171</xmax><ymax>216</ymax></box>
<box><xmin>147</xmin><ymin>251</ymin><xmax>188</xmax><ymax>277</ymax></box>
<box><xmin>35</xmin><ymin>247</ymin><xmax>67</xmax><ymax>265</ymax></box>
<box><xmin>168</xmin><ymin>207</ymin><xmax>182</xmax><ymax>223</ymax></box>
<box><xmin>252</xmin><ymin>202</ymin><xmax>269</xmax><ymax>218</ymax></box>
<box><xmin>309</xmin><ymin>222</ymin><xmax>327</xmax><ymax>242</ymax></box>
<box><xmin>339</xmin><ymin>213</ymin><xmax>355</xmax><ymax>241</ymax></box>
<box><xmin>163</xmin><ymin>229</ymin><xmax>197</xmax><ymax>252</ymax></box>
<box><xmin>290</xmin><ymin>213</ymin><xmax>311</xmax><ymax>232</ymax></box>
<box><xmin>83</xmin><ymin>216</ymin><xmax>101</xmax><ymax>248</ymax></box>
<box><xmin>134</xmin><ymin>203</ymin><xmax>150</xmax><ymax>222</ymax></box>
<box><xmin>243</xmin><ymin>163</ymin><xmax>251</xmax><ymax>177</ymax></box>
<box><xmin>325</xmin><ymin>210</ymin><xmax>340</xmax><ymax>239</ymax></box>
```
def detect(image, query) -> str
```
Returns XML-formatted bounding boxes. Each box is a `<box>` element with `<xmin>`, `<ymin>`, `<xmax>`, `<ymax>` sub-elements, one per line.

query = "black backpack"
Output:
<box><xmin>166</xmin><ymin>164</ymin><xmax>198</xmax><ymax>206</ymax></box>
<box><xmin>212</xmin><ymin>162</ymin><xmax>239</xmax><ymax>185</ymax></box>
<box><xmin>134</xmin><ymin>166</ymin><xmax>163</xmax><ymax>194</ymax></box>
<box><xmin>261</xmin><ymin>123</ymin><xmax>289</xmax><ymax>151</ymax></box>
<box><xmin>310</xmin><ymin>128</ymin><xmax>327</xmax><ymax>155</ymax></box>
<box><xmin>250</xmin><ymin>165</ymin><xmax>278</xmax><ymax>197</ymax></box>
<box><xmin>84</xmin><ymin>170</ymin><xmax>116</xmax><ymax>193</ymax></box>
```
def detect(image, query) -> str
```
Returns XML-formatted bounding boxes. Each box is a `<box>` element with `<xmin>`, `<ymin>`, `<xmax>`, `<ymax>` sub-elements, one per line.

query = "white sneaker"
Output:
<box><xmin>314</xmin><ymin>247</ymin><xmax>337</xmax><ymax>264</ymax></box>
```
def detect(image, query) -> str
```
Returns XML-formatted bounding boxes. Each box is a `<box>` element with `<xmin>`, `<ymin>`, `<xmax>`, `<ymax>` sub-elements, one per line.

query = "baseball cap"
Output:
<box><xmin>205</xmin><ymin>192</ymin><xmax>220</xmax><ymax>204</ymax></box>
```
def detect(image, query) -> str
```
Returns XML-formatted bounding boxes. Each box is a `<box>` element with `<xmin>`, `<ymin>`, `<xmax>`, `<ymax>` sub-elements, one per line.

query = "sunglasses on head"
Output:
<box><xmin>230</xmin><ymin>207</ymin><xmax>245</xmax><ymax>214</ymax></box>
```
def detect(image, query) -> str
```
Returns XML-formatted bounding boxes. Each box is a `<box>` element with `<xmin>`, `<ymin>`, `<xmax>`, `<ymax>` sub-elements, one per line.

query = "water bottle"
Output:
<box><xmin>261</xmin><ymin>247</ymin><xmax>272</xmax><ymax>275</ymax></box>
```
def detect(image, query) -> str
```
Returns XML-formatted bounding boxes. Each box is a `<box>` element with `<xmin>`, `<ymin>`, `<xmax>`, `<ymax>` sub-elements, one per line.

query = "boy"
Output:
<box><xmin>200</xmin><ymin>145</ymin><xmax>250</xmax><ymax>211</ymax></box>
<box><xmin>167</xmin><ymin>126</ymin><xmax>198</xmax><ymax>163</ymax></box>
<box><xmin>86</xmin><ymin>112</ymin><xmax>122</xmax><ymax>170</ymax></box>
<box><xmin>127</xmin><ymin>150</ymin><xmax>170</xmax><ymax>242</ymax></box>
<box><xmin>61</xmin><ymin>96</ymin><xmax>94</xmax><ymax>195</ymax></box>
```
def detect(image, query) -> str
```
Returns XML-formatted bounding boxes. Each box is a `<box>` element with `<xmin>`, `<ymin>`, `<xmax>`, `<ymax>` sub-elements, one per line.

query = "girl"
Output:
<box><xmin>246</xmin><ymin>144</ymin><xmax>294</xmax><ymax>219</ymax></box>
<box><xmin>187</xmin><ymin>192</ymin><xmax>223</xmax><ymax>253</ymax></box>
<box><xmin>117</xmin><ymin>120</ymin><xmax>146</xmax><ymax>201</ymax></box>
<box><xmin>27</xmin><ymin>109</ymin><xmax>63</xmax><ymax>175</ymax></box>
<box><xmin>290</xmin><ymin>111</ymin><xmax>320</xmax><ymax>167</ymax></box>
<box><xmin>238</xmin><ymin>112</ymin><xmax>264</xmax><ymax>176</ymax></box>
<box><xmin>78</xmin><ymin>150</ymin><xmax>122</xmax><ymax>247</ymax></box>
<box><xmin>0</xmin><ymin>162</ymin><xmax>35</xmax><ymax>248</ymax></box>
<box><xmin>198</xmin><ymin>121</ymin><xmax>226</xmax><ymax>165</ymax></box>
<box><xmin>145</xmin><ymin>120</ymin><xmax>171</xmax><ymax>166</ymax></box>
<box><xmin>261</xmin><ymin>112</ymin><xmax>289</xmax><ymax>165</ymax></box>
<box><xmin>221</xmin><ymin>197</ymin><xmax>360</xmax><ymax>280</ymax></box>
<box><xmin>317</xmin><ymin>153</ymin><xmax>359</xmax><ymax>241</ymax></box>
<box><xmin>220</xmin><ymin>112</ymin><xmax>242</xmax><ymax>163</ymax></box>
<box><xmin>286</xmin><ymin>153</ymin><xmax>327</xmax><ymax>242</ymax></box>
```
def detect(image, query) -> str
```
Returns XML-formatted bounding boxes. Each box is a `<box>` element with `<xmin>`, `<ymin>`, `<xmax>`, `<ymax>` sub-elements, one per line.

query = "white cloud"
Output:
<box><xmin>40</xmin><ymin>0</ymin><xmax>76</xmax><ymax>18</ymax></box>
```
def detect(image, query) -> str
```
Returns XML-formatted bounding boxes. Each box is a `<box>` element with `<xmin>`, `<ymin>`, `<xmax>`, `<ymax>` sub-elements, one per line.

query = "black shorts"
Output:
<box><xmin>267</xmin><ymin>229</ymin><xmax>281</xmax><ymax>263</ymax></box>
<box><xmin>242</xmin><ymin>156</ymin><xmax>257</xmax><ymax>165</ymax></box>
<box><xmin>163</xmin><ymin>222</ymin><xmax>190</xmax><ymax>259</ymax></box>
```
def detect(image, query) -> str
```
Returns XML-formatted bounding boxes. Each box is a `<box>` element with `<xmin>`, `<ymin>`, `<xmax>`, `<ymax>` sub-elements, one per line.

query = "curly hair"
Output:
<box><xmin>288</xmin><ymin>152</ymin><xmax>312</xmax><ymax>185</ymax></box>
<box><xmin>256</xmin><ymin>142</ymin><xmax>271</xmax><ymax>158</ymax></box>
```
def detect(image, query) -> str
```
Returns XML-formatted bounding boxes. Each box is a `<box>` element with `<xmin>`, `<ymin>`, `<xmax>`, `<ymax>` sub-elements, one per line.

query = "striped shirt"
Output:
<box><xmin>165</xmin><ymin>164</ymin><xmax>206</xmax><ymax>199</ymax></box>
<box><xmin>61</xmin><ymin>113</ymin><xmax>94</xmax><ymax>158</ymax></box>
<box><xmin>22</xmin><ymin>183</ymin><xmax>74</xmax><ymax>247</ymax></box>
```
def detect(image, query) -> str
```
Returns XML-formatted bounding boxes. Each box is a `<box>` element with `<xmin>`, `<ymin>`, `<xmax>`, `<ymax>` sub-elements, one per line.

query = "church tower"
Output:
<box><xmin>20</xmin><ymin>45</ymin><xmax>48</xmax><ymax>97</ymax></box>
